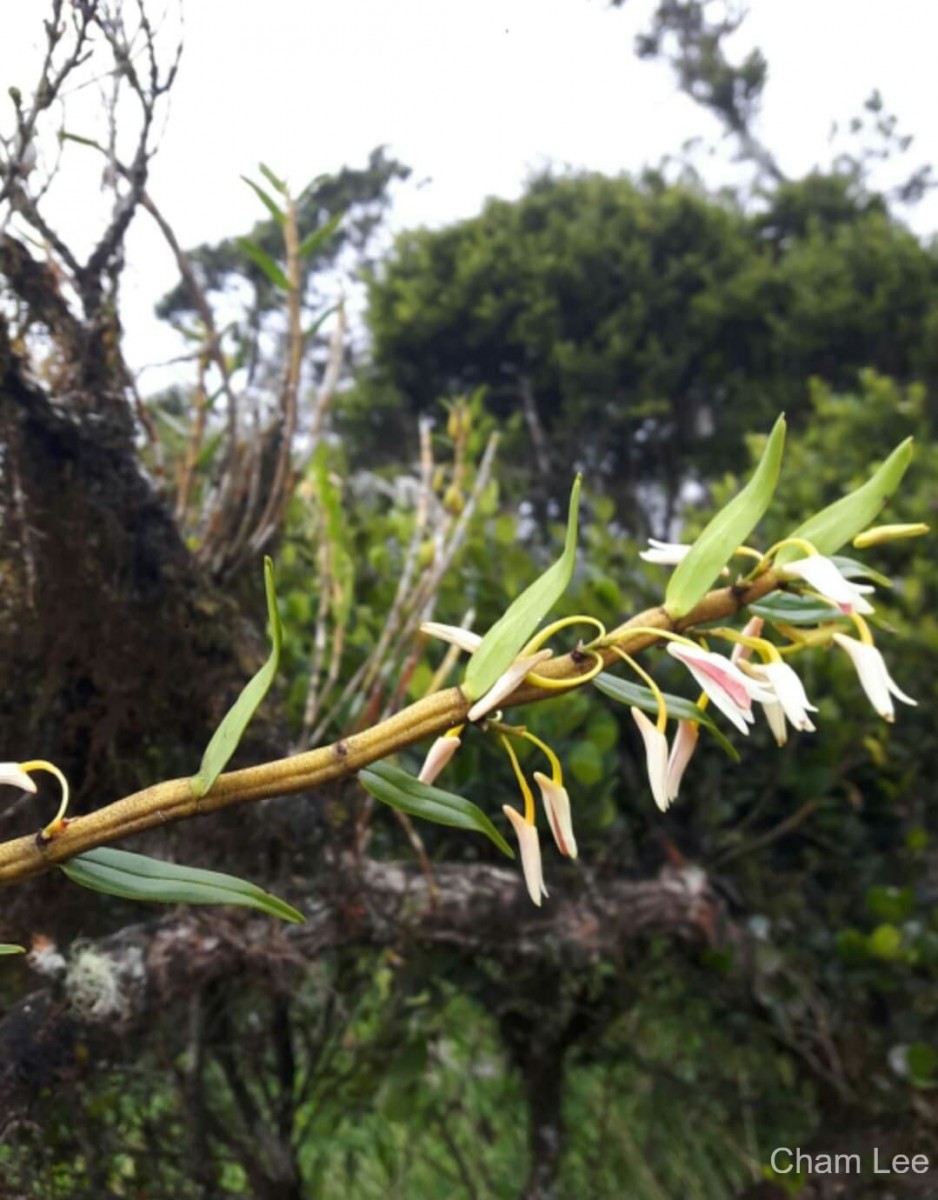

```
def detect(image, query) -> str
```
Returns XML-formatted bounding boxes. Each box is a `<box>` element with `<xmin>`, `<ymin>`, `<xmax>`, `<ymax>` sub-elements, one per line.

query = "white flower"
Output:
<box><xmin>666</xmin><ymin>719</ymin><xmax>699</xmax><ymax>802</ymax></box>
<box><xmin>729</xmin><ymin>617</ymin><xmax>815</xmax><ymax>743</ymax></box>
<box><xmin>503</xmin><ymin>805</ymin><xmax>549</xmax><ymax>906</ymax></box>
<box><xmin>466</xmin><ymin>650</ymin><xmax>553</xmax><ymax>722</ymax></box>
<box><xmin>729</xmin><ymin>616</ymin><xmax>765</xmax><ymax>665</ymax></box>
<box><xmin>421</xmin><ymin>622</ymin><xmax>482</xmax><ymax>654</ymax></box>
<box><xmin>0</xmin><ymin>763</ymin><xmax>37</xmax><ymax>794</ymax></box>
<box><xmin>533</xmin><ymin>772</ymin><xmax>578</xmax><ymax>858</ymax></box>
<box><xmin>782</xmin><ymin>556</ymin><xmax>875</xmax><ymax>615</ymax></box>
<box><xmin>667</xmin><ymin>643</ymin><xmax>775</xmax><ymax>735</ymax></box>
<box><xmin>751</xmin><ymin>661</ymin><xmax>818</xmax><ymax>734</ymax></box>
<box><xmin>417</xmin><ymin>735</ymin><xmax>462</xmax><ymax>785</ymax></box>
<box><xmin>631</xmin><ymin>708</ymin><xmax>671</xmax><ymax>812</ymax></box>
<box><xmin>422</xmin><ymin>623</ymin><xmax>555</xmax><ymax>723</ymax></box>
<box><xmin>639</xmin><ymin>539</ymin><xmax>729</xmax><ymax>575</ymax></box>
<box><xmin>760</xmin><ymin>694</ymin><xmax>790</xmax><ymax>746</ymax></box>
<box><xmin>639</xmin><ymin>539</ymin><xmax>692</xmax><ymax>566</ymax></box>
<box><xmin>833</xmin><ymin>634</ymin><xmax>916</xmax><ymax>722</ymax></box>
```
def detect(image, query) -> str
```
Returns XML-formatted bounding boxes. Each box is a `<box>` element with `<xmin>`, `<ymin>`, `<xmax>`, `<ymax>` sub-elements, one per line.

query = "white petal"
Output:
<box><xmin>762</xmin><ymin>661</ymin><xmax>818</xmax><ymax>731</ymax></box>
<box><xmin>420</xmin><ymin>622</ymin><xmax>482</xmax><ymax>653</ymax></box>
<box><xmin>417</xmin><ymin>736</ymin><xmax>462</xmax><ymax>785</ymax></box>
<box><xmin>833</xmin><ymin>634</ymin><xmax>916</xmax><ymax>722</ymax></box>
<box><xmin>667</xmin><ymin>643</ymin><xmax>771</xmax><ymax>734</ymax></box>
<box><xmin>679</xmin><ymin>664</ymin><xmax>751</xmax><ymax>734</ymax></box>
<box><xmin>886</xmin><ymin>675</ymin><xmax>917</xmax><ymax>707</ymax></box>
<box><xmin>533</xmin><ymin>772</ymin><xmax>578</xmax><ymax>859</ymax></box>
<box><xmin>761</xmin><ymin>698</ymin><xmax>789</xmax><ymax>746</ymax></box>
<box><xmin>639</xmin><ymin>539</ymin><xmax>691</xmax><ymax>565</ymax></box>
<box><xmin>783</xmin><ymin>556</ymin><xmax>875</xmax><ymax>615</ymax></box>
<box><xmin>503</xmin><ymin>805</ymin><xmax>548</xmax><ymax>906</ymax></box>
<box><xmin>0</xmin><ymin>763</ymin><xmax>36</xmax><ymax>793</ymax></box>
<box><xmin>668</xmin><ymin>642</ymin><xmax>774</xmax><ymax>704</ymax></box>
<box><xmin>466</xmin><ymin>650</ymin><xmax>553</xmax><ymax>722</ymax></box>
<box><xmin>730</xmin><ymin>616</ymin><xmax>764</xmax><ymax>665</ymax></box>
<box><xmin>631</xmin><ymin>708</ymin><xmax>671</xmax><ymax>811</ymax></box>
<box><xmin>639</xmin><ymin>540</ymin><xmax>730</xmax><ymax>575</ymax></box>
<box><xmin>666</xmin><ymin>719</ymin><xmax>699</xmax><ymax>802</ymax></box>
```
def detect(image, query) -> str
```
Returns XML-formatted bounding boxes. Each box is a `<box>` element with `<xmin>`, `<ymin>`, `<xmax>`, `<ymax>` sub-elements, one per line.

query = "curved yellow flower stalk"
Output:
<box><xmin>509</xmin><ymin>728</ymin><xmax>577</xmax><ymax>860</ymax></box>
<box><xmin>610</xmin><ymin>645</ymin><xmax>671</xmax><ymax>812</ymax></box>
<box><xmin>1</xmin><ymin>760</ymin><xmax>71</xmax><ymax>840</ymax></box>
<box><xmin>498</xmin><ymin>733</ymin><xmax>548</xmax><ymax>906</ymax></box>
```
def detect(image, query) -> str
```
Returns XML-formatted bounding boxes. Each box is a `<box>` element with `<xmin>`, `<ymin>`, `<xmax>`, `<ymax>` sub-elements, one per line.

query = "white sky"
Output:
<box><xmin>2</xmin><ymin>0</ymin><xmax>938</xmax><ymax>374</ymax></box>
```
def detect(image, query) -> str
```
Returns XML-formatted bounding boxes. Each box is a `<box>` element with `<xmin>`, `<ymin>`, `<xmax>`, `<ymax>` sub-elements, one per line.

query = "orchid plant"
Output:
<box><xmin>0</xmin><ymin>416</ymin><xmax>928</xmax><ymax>929</ymax></box>
<box><xmin>364</xmin><ymin>418</ymin><xmax>926</xmax><ymax>907</ymax></box>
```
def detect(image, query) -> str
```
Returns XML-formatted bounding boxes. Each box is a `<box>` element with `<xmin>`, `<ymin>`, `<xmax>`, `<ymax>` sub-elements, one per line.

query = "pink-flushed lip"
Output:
<box><xmin>546</xmin><ymin>807</ymin><xmax>569</xmax><ymax>856</ymax></box>
<box><xmin>671</xmin><ymin>645</ymin><xmax>751</xmax><ymax>709</ymax></box>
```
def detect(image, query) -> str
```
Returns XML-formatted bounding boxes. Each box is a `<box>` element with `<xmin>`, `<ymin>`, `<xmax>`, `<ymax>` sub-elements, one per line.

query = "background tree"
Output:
<box><xmin>352</xmin><ymin>167</ymin><xmax>938</xmax><ymax>528</ymax></box>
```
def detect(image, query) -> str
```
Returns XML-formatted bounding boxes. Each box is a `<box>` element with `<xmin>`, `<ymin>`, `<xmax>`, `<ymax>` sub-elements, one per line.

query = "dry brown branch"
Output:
<box><xmin>0</xmin><ymin>857</ymin><xmax>729</xmax><ymax>1123</ymax></box>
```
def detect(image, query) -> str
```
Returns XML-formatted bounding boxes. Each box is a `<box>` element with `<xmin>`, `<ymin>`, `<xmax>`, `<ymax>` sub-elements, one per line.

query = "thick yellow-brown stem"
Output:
<box><xmin>0</xmin><ymin>571</ymin><xmax>782</xmax><ymax>886</ymax></box>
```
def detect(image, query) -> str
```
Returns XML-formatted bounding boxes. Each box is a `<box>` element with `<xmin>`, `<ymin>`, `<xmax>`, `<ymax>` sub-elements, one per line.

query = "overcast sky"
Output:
<box><xmin>2</xmin><ymin>0</ymin><xmax>938</xmax><ymax>373</ymax></box>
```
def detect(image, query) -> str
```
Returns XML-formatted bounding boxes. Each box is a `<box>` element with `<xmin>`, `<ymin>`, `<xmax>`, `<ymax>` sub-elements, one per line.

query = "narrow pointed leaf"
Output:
<box><xmin>61</xmin><ymin>847</ymin><xmax>303</xmax><ymax>922</ymax></box>
<box><xmin>191</xmin><ymin>557</ymin><xmax>283</xmax><ymax>797</ymax></box>
<box><xmin>152</xmin><ymin>405</ymin><xmax>190</xmax><ymax>439</ymax></box>
<box><xmin>298</xmin><ymin>212</ymin><xmax>342</xmax><ymax>260</ymax></box>
<box><xmin>748</xmin><ymin>593</ymin><xmax>852</xmax><ymax>626</ymax></box>
<box><xmin>593</xmin><ymin>673</ymin><xmax>740</xmax><ymax>761</ymax></box>
<box><xmin>241</xmin><ymin>175</ymin><xmax>285</xmax><ymax>227</ymax></box>
<box><xmin>463</xmin><ymin>475</ymin><xmax>581</xmax><ymax>701</ymax></box>
<box><xmin>258</xmin><ymin>162</ymin><xmax>288</xmax><ymax>195</ymax></box>
<box><xmin>304</xmin><ymin>302</ymin><xmax>340</xmax><ymax>342</ymax></box>
<box><xmin>776</xmin><ymin>438</ymin><xmax>913</xmax><ymax>566</ymax></box>
<box><xmin>236</xmin><ymin>237</ymin><xmax>290</xmax><ymax>290</ymax></box>
<box><xmin>195</xmin><ymin>429</ymin><xmax>225</xmax><ymax>470</ymax></box>
<box><xmin>59</xmin><ymin>130</ymin><xmax>103</xmax><ymax>150</ymax></box>
<box><xmin>360</xmin><ymin>762</ymin><xmax>515</xmax><ymax>858</ymax></box>
<box><xmin>0</xmin><ymin>944</ymin><xmax>25</xmax><ymax>955</ymax></box>
<box><xmin>829</xmin><ymin>555</ymin><xmax>892</xmax><ymax>589</ymax></box>
<box><xmin>665</xmin><ymin>416</ymin><xmax>786</xmax><ymax>618</ymax></box>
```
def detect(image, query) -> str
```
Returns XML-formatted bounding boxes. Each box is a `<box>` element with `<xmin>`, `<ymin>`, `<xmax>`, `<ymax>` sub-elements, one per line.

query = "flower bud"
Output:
<box><xmin>852</xmin><ymin>523</ymin><xmax>929</xmax><ymax>549</ymax></box>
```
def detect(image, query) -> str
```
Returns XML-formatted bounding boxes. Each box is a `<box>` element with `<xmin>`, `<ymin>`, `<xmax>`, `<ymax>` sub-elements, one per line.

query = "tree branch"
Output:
<box><xmin>0</xmin><ymin>568</ymin><xmax>783</xmax><ymax>886</ymax></box>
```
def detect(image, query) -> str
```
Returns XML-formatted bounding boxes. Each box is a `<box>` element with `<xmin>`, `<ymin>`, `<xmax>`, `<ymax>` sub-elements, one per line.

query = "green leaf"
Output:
<box><xmin>868</xmin><ymin>922</ymin><xmax>903</xmax><ymax>961</ymax></box>
<box><xmin>304</xmin><ymin>302</ymin><xmax>340</xmax><ymax>342</ymax></box>
<box><xmin>829</xmin><ymin>555</ymin><xmax>892</xmax><ymax>589</ymax></box>
<box><xmin>191</xmin><ymin>557</ymin><xmax>283</xmax><ymax>797</ymax></box>
<box><xmin>298</xmin><ymin>212</ymin><xmax>343</xmax><ymax>260</ymax></box>
<box><xmin>566</xmin><ymin>741</ymin><xmax>604</xmax><ymax>786</ymax></box>
<box><xmin>241</xmin><ymin>175</ymin><xmax>285</xmax><ymax>227</ymax></box>
<box><xmin>59</xmin><ymin>129</ymin><xmax>103</xmax><ymax>150</ymax></box>
<box><xmin>195</xmin><ymin>429</ymin><xmax>225</xmax><ymax>471</ymax></box>
<box><xmin>61</xmin><ymin>848</ymin><xmax>303</xmax><ymax>923</ymax></box>
<box><xmin>359</xmin><ymin>761</ymin><xmax>514</xmax><ymax>858</ymax></box>
<box><xmin>593</xmin><ymin>673</ymin><xmax>740</xmax><ymax>761</ymax></box>
<box><xmin>665</xmin><ymin>416</ymin><xmax>786</xmax><ymax>618</ymax></box>
<box><xmin>236</xmin><ymin>237</ymin><xmax>290</xmax><ymax>290</ymax></box>
<box><xmin>907</xmin><ymin>1042</ymin><xmax>937</xmax><ymax>1083</ymax></box>
<box><xmin>463</xmin><ymin>475</ymin><xmax>581</xmax><ymax>701</ymax></box>
<box><xmin>866</xmin><ymin>885</ymin><xmax>915</xmax><ymax>923</ymax></box>
<box><xmin>151</xmin><ymin>404</ymin><xmax>190</xmax><ymax>440</ymax></box>
<box><xmin>0</xmin><ymin>944</ymin><xmax>25</xmax><ymax>955</ymax></box>
<box><xmin>258</xmin><ymin>162</ymin><xmax>288</xmax><ymax>195</ymax></box>
<box><xmin>748</xmin><ymin>592</ymin><xmax>853</xmax><ymax>626</ymax></box>
<box><xmin>776</xmin><ymin>437</ymin><xmax>914</xmax><ymax>566</ymax></box>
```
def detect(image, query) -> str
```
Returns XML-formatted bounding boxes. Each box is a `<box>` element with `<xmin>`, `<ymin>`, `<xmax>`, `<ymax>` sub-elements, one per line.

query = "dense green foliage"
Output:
<box><xmin>350</xmin><ymin>170</ymin><xmax>938</xmax><ymax>526</ymax></box>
